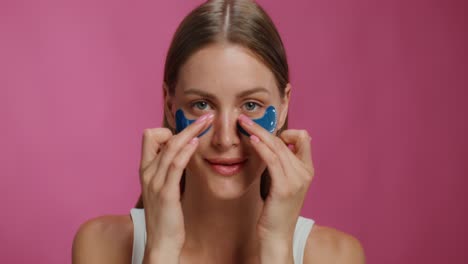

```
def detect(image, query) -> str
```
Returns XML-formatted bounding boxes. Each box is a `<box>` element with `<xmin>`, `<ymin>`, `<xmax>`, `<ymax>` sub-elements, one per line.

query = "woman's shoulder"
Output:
<box><xmin>72</xmin><ymin>214</ymin><xmax>134</xmax><ymax>264</ymax></box>
<box><xmin>303</xmin><ymin>223</ymin><xmax>366</xmax><ymax>264</ymax></box>
<box><xmin>71</xmin><ymin>214</ymin><xmax>366</xmax><ymax>264</ymax></box>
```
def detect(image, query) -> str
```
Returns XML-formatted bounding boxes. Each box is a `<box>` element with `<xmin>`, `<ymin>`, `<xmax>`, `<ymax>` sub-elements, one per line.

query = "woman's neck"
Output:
<box><xmin>180</xmin><ymin>174</ymin><xmax>264</xmax><ymax>263</ymax></box>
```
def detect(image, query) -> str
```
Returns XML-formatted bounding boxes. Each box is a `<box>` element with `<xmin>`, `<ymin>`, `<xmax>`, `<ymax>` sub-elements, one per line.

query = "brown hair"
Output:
<box><xmin>135</xmin><ymin>0</ymin><xmax>289</xmax><ymax>208</ymax></box>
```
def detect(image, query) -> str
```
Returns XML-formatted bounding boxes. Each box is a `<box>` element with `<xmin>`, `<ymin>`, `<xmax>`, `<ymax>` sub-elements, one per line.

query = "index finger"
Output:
<box><xmin>140</xmin><ymin>113</ymin><xmax>214</xmax><ymax>170</ymax></box>
<box><xmin>238</xmin><ymin>113</ymin><xmax>286</xmax><ymax>152</ymax></box>
<box><xmin>166</xmin><ymin>112</ymin><xmax>214</xmax><ymax>153</ymax></box>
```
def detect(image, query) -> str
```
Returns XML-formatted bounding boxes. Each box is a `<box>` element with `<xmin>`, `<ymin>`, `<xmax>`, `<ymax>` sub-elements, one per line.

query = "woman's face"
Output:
<box><xmin>165</xmin><ymin>43</ymin><xmax>290</xmax><ymax>199</ymax></box>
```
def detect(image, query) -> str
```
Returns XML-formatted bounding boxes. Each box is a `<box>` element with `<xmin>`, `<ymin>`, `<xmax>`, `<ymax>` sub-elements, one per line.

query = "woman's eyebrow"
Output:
<box><xmin>184</xmin><ymin>89</ymin><xmax>216</xmax><ymax>99</ymax></box>
<box><xmin>184</xmin><ymin>87</ymin><xmax>270</xmax><ymax>99</ymax></box>
<box><xmin>237</xmin><ymin>87</ymin><xmax>270</xmax><ymax>97</ymax></box>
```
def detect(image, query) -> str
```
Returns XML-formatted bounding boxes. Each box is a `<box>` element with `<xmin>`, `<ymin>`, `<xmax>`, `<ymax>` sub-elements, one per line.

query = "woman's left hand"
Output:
<box><xmin>238</xmin><ymin>114</ymin><xmax>315</xmax><ymax>259</ymax></box>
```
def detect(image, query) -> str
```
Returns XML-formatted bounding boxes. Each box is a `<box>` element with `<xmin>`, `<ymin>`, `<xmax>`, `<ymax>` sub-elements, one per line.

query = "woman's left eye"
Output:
<box><xmin>243</xmin><ymin>102</ymin><xmax>261</xmax><ymax>112</ymax></box>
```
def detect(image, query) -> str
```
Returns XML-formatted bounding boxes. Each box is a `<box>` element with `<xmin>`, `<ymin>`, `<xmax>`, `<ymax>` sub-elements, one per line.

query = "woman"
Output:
<box><xmin>72</xmin><ymin>0</ymin><xmax>365</xmax><ymax>263</ymax></box>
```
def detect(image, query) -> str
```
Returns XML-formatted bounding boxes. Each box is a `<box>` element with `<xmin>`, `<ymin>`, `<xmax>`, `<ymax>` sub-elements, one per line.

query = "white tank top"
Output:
<box><xmin>130</xmin><ymin>208</ymin><xmax>315</xmax><ymax>264</ymax></box>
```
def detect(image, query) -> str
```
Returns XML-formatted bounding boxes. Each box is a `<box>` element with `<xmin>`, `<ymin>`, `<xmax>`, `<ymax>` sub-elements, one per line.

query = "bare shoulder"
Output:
<box><xmin>72</xmin><ymin>214</ymin><xmax>134</xmax><ymax>264</ymax></box>
<box><xmin>303</xmin><ymin>223</ymin><xmax>366</xmax><ymax>264</ymax></box>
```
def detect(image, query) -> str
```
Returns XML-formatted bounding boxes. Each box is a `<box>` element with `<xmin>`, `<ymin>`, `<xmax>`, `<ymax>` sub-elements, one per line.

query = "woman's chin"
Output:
<box><xmin>204</xmin><ymin>172</ymin><xmax>256</xmax><ymax>200</ymax></box>
<box><xmin>185</xmin><ymin>158</ymin><xmax>264</xmax><ymax>200</ymax></box>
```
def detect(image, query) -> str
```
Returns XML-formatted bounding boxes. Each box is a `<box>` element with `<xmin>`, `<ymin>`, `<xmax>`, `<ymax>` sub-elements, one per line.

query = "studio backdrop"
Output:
<box><xmin>1</xmin><ymin>0</ymin><xmax>466</xmax><ymax>263</ymax></box>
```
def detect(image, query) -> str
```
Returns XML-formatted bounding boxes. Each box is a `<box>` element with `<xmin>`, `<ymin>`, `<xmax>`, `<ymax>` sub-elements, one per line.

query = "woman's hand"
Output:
<box><xmin>238</xmin><ymin>114</ymin><xmax>315</xmax><ymax>263</ymax></box>
<box><xmin>139</xmin><ymin>113</ymin><xmax>214</xmax><ymax>262</ymax></box>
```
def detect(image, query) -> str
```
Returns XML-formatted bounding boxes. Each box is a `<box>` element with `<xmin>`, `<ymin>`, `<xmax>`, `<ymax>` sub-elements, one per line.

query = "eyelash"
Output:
<box><xmin>190</xmin><ymin>100</ymin><xmax>263</xmax><ymax>112</ymax></box>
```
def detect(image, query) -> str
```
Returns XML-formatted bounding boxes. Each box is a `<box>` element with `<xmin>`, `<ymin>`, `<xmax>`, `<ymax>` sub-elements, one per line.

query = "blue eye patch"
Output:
<box><xmin>175</xmin><ymin>109</ymin><xmax>212</xmax><ymax>137</ymax></box>
<box><xmin>175</xmin><ymin>105</ymin><xmax>277</xmax><ymax>137</ymax></box>
<box><xmin>237</xmin><ymin>105</ymin><xmax>277</xmax><ymax>136</ymax></box>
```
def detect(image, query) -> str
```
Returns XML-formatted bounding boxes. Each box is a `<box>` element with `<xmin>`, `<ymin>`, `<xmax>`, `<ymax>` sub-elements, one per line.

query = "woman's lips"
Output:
<box><xmin>205</xmin><ymin>159</ymin><xmax>247</xmax><ymax>176</ymax></box>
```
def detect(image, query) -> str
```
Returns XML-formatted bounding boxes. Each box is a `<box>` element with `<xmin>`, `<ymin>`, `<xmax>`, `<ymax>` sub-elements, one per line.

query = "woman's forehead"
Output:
<box><xmin>176</xmin><ymin>44</ymin><xmax>279</xmax><ymax>97</ymax></box>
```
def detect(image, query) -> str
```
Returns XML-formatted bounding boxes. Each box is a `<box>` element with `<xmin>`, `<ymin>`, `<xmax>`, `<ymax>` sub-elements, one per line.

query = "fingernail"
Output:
<box><xmin>239</xmin><ymin>114</ymin><xmax>254</xmax><ymax>125</ymax></box>
<box><xmin>189</xmin><ymin>137</ymin><xmax>199</xmax><ymax>145</ymax></box>
<box><xmin>250</xmin><ymin>135</ymin><xmax>260</xmax><ymax>143</ymax></box>
<box><xmin>196</xmin><ymin>113</ymin><xmax>214</xmax><ymax>124</ymax></box>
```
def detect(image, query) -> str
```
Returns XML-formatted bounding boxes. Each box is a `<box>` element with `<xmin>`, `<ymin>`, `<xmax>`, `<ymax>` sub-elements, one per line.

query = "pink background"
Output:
<box><xmin>1</xmin><ymin>0</ymin><xmax>467</xmax><ymax>263</ymax></box>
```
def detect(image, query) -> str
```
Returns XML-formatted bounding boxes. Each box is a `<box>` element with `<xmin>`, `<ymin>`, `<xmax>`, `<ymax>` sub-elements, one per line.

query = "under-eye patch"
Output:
<box><xmin>237</xmin><ymin>105</ymin><xmax>277</xmax><ymax>136</ymax></box>
<box><xmin>175</xmin><ymin>109</ymin><xmax>212</xmax><ymax>137</ymax></box>
<box><xmin>175</xmin><ymin>105</ymin><xmax>277</xmax><ymax>137</ymax></box>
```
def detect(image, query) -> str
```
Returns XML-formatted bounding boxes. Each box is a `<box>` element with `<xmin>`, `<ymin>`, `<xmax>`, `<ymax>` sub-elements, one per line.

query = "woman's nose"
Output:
<box><xmin>211</xmin><ymin>111</ymin><xmax>241</xmax><ymax>150</ymax></box>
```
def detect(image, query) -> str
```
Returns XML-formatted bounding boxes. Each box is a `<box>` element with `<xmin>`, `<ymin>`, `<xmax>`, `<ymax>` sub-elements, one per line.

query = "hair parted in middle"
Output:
<box><xmin>135</xmin><ymin>0</ymin><xmax>290</xmax><ymax>208</ymax></box>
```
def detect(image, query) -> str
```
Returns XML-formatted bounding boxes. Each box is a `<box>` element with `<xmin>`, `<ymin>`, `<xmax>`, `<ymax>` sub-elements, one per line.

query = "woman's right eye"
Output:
<box><xmin>191</xmin><ymin>100</ymin><xmax>211</xmax><ymax>111</ymax></box>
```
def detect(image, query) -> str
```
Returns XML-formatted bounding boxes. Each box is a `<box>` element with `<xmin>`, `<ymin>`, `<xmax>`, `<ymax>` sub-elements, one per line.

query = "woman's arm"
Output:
<box><xmin>142</xmin><ymin>244</ymin><xmax>181</xmax><ymax>264</ymax></box>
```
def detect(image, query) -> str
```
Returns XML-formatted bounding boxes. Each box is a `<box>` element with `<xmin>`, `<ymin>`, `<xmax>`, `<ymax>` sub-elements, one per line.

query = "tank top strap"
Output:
<box><xmin>292</xmin><ymin>216</ymin><xmax>315</xmax><ymax>264</ymax></box>
<box><xmin>130</xmin><ymin>208</ymin><xmax>146</xmax><ymax>264</ymax></box>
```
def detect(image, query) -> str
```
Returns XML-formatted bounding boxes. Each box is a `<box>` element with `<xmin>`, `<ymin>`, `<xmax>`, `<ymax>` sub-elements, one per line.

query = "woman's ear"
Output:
<box><xmin>278</xmin><ymin>83</ymin><xmax>291</xmax><ymax>130</ymax></box>
<box><xmin>163</xmin><ymin>83</ymin><xmax>176</xmax><ymax>129</ymax></box>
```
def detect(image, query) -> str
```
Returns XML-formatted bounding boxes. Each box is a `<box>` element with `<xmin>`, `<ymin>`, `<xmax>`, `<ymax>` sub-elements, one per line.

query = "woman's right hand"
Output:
<box><xmin>139</xmin><ymin>112</ymin><xmax>214</xmax><ymax>260</ymax></box>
